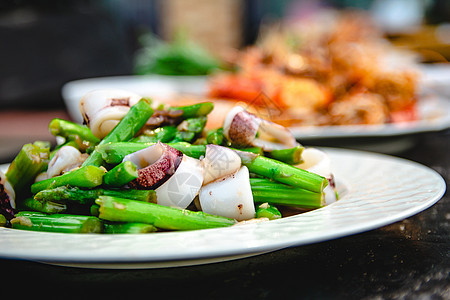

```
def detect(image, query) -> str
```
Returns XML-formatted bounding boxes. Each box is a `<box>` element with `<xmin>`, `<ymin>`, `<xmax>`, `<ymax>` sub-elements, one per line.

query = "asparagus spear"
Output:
<box><xmin>49</xmin><ymin>118</ymin><xmax>100</xmax><ymax>152</ymax></box>
<box><xmin>206</xmin><ymin>128</ymin><xmax>224</xmax><ymax>145</ymax></box>
<box><xmin>90</xmin><ymin>204</ymin><xmax>100</xmax><ymax>216</ymax></box>
<box><xmin>266</xmin><ymin>145</ymin><xmax>304</xmax><ymax>165</ymax></box>
<box><xmin>6</xmin><ymin>141</ymin><xmax>50</xmax><ymax>195</ymax></box>
<box><xmin>10</xmin><ymin>211</ymin><xmax>103</xmax><ymax>233</ymax></box>
<box><xmin>250</xmin><ymin>178</ymin><xmax>324</xmax><ymax>209</ymax></box>
<box><xmin>0</xmin><ymin>214</ymin><xmax>6</xmax><ymax>227</ymax></box>
<box><xmin>103</xmin><ymin>161</ymin><xmax>138</xmax><ymax>187</ymax></box>
<box><xmin>19</xmin><ymin>197</ymin><xmax>67</xmax><ymax>214</ymax></box>
<box><xmin>171</xmin><ymin>116</ymin><xmax>207</xmax><ymax>143</ymax></box>
<box><xmin>30</xmin><ymin>165</ymin><xmax>105</xmax><ymax>194</ymax></box>
<box><xmin>236</xmin><ymin>150</ymin><xmax>327</xmax><ymax>193</ymax></box>
<box><xmin>96</xmin><ymin>196</ymin><xmax>236</xmax><ymax>231</ymax></box>
<box><xmin>82</xmin><ymin>98</ymin><xmax>155</xmax><ymax>166</ymax></box>
<box><xmin>255</xmin><ymin>203</ymin><xmax>282</xmax><ymax>220</ymax></box>
<box><xmin>34</xmin><ymin>186</ymin><xmax>156</xmax><ymax>205</ymax></box>
<box><xmin>104</xmin><ymin>222</ymin><xmax>157</xmax><ymax>234</ymax></box>
<box><xmin>97</xmin><ymin>142</ymin><xmax>207</xmax><ymax>164</ymax></box>
<box><xmin>167</xmin><ymin>102</ymin><xmax>214</xmax><ymax>119</ymax></box>
<box><xmin>131</xmin><ymin>125</ymin><xmax>177</xmax><ymax>143</ymax></box>
<box><xmin>97</xmin><ymin>141</ymin><xmax>262</xmax><ymax>164</ymax></box>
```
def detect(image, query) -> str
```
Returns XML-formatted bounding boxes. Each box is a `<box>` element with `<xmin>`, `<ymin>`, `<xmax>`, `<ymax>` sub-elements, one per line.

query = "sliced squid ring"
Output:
<box><xmin>79</xmin><ymin>89</ymin><xmax>143</xmax><ymax>139</ymax></box>
<box><xmin>123</xmin><ymin>142</ymin><xmax>203</xmax><ymax>209</ymax></box>
<box><xmin>199</xmin><ymin>166</ymin><xmax>255</xmax><ymax>221</ymax></box>
<box><xmin>46</xmin><ymin>145</ymin><xmax>87</xmax><ymax>178</ymax></box>
<box><xmin>155</xmin><ymin>155</ymin><xmax>204</xmax><ymax>209</ymax></box>
<box><xmin>223</xmin><ymin>106</ymin><xmax>297</xmax><ymax>151</ymax></box>
<box><xmin>0</xmin><ymin>170</ymin><xmax>16</xmax><ymax>220</ymax></box>
<box><xmin>123</xmin><ymin>142</ymin><xmax>183</xmax><ymax>190</ymax></box>
<box><xmin>202</xmin><ymin>144</ymin><xmax>241</xmax><ymax>185</ymax></box>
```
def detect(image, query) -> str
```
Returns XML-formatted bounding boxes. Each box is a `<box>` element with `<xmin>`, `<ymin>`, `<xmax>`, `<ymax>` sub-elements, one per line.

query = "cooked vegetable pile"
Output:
<box><xmin>0</xmin><ymin>90</ymin><xmax>337</xmax><ymax>234</ymax></box>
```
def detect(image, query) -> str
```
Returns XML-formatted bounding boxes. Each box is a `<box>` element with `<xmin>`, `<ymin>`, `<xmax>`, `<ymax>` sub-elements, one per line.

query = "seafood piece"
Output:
<box><xmin>0</xmin><ymin>170</ymin><xmax>16</xmax><ymax>220</ymax></box>
<box><xmin>199</xmin><ymin>166</ymin><xmax>255</xmax><ymax>221</ymax></box>
<box><xmin>80</xmin><ymin>89</ymin><xmax>143</xmax><ymax>139</ymax></box>
<box><xmin>202</xmin><ymin>145</ymin><xmax>241</xmax><ymax>185</ymax></box>
<box><xmin>46</xmin><ymin>145</ymin><xmax>88</xmax><ymax>178</ymax></box>
<box><xmin>328</xmin><ymin>92</ymin><xmax>389</xmax><ymax>125</ymax></box>
<box><xmin>223</xmin><ymin>106</ymin><xmax>297</xmax><ymax>151</ymax></box>
<box><xmin>156</xmin><ymin>155</ymin><xmax>203</xmax><ymax>209</ymax></box>
<box><xmin>296</xmin><ymin>148</ymin><xmax>337</xmax><ymax>205</ymax></box>
<box><xmin>123</xmin><ymin>142</ymin><xmax>203</xmax><ymax>209</ymax></box>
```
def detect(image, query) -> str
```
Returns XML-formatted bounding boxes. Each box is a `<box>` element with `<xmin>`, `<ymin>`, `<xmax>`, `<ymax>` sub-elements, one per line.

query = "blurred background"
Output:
<box><xmin>1</xmin><ymin>0</ymin><xmax>449</xmax><ymax>109</ymax></box>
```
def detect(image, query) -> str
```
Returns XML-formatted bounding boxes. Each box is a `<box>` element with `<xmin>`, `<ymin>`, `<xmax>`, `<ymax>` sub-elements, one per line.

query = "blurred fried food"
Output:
<box><xmin>208</xmin><ymin>10</ymin><xmax>420</xmax><ymax>126</ymax></box>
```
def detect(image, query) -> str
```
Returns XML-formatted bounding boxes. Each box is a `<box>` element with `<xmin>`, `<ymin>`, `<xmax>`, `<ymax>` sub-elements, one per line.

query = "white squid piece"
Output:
<box><xmin>0</xmin><ymin>170</ymin><xmax>16</xmax><ymax>219</ymax></box>
<box><xmin>123</xmin><ymin>142</ymin><xmax>203</xmax><ymax>209</ymax></box>
<box><xmin>296</xmin><ymin>148</ymin><xmax>337</xmax><ymax>205</ymax></box>
<box><xmin>202</xmin><ymin>144</ymin><xmax>241</xmax><ymax>185</ymax></box>
<box><xmin>223</xmin><ymin>106</ymin><xmax>298</xmax><ymax>151</ymax></box>
<box><xmin>79</xmin><ymin>89</ymin><xmax>143</xmax><ymax>139</ymax></box>
<box><xmin>199</xmin><ymin>166</ymin><xmax>255</xmax><ymax>221</ymax></box>
<box><xmin>46</xmin><ymin>145</ymin><xmax>88</xmax><ymax>179</ymax></box>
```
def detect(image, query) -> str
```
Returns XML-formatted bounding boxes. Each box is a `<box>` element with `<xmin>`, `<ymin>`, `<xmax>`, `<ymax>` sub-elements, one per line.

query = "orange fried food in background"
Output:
<box><xmin>208</xmin><ymin>10</ymin><xmax>419</xmax><ymax>127</ymax></box>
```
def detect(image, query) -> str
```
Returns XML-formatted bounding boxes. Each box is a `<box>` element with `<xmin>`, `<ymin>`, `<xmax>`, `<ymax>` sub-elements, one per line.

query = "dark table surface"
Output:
<box><xmin>0</xmin><ymin>110</ymin><xmax>448</xmax><ymax>299</ymax></box>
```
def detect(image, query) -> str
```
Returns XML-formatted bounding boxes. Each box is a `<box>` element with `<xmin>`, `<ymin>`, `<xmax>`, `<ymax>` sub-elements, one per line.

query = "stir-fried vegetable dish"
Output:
<box><xmin>0</xmin><ymin>90</ymin><xmax>337</xmax><ymax>234</ymax></box>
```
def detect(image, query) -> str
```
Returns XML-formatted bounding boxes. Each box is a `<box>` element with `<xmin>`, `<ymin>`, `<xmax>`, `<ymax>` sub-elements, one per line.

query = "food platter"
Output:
<box><xmin>0</xmin><ymin>148</ymin><xmax>445</xmax><ymax>269</ymax></box>
<box><xmin>62</xmin><ymin>75</ymin><xmax>450</xmax><ymax>143</ymax></box>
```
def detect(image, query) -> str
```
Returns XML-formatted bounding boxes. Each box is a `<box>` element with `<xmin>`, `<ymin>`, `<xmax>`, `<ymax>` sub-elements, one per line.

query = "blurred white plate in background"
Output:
<box><xmin>62</xmin><ymin>75</ymin><xmax>208</xmax><ymax>123</ymax></box>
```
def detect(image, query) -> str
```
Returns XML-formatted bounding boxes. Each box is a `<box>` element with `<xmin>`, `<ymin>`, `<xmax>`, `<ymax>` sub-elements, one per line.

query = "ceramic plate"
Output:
<box><xmin>0</xmin><ymin>148</ymin><xmax>445</xmax><ymax>269</ymax></box>
<box><xmin>61</xmin><ymin>75</ymin><xmax>450</xmax><ymax>140</ymax></box>
<box><xmin>290</xmin><ymin>96</ymin><xmax>450</xmax><ymax>140</ymax></box>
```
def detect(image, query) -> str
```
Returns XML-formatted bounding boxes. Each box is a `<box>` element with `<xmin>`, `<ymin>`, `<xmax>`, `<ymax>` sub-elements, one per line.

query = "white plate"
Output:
<box><xmin>61</xmin><ymin>75</ymin><xmax>450</xmax><ymax>141</ymax></box>
<box><xmin>61</xmin><ymin>75</ymin><xmax>208</xmax><ymax>123</ymax></box>
<box><xmin>419</xmin><ymin>63</ymin><xmax>450</xmax><ymax>98</ymax></box>
<box><xmin>290</xmin><ymin>96</ymin><xmax>450</xmax><ymax>140</ymax></box>
<box><xmin>0</xmin><ymin>148</ymin><xmax>445</xmax><ymax>269</ymax></box>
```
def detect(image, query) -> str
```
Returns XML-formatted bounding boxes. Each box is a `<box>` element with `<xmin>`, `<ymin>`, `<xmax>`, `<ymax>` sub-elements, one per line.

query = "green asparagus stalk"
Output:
<box><xmin>30</xmin><ymin>165</ymin><xmax>105</xmax><ymax>194</ymax></box>
<box><xmin>90</xmin><ymin>204</ymin><xmax>100</xmax><ymax>216</ymax></box>
<box><xmin>49</xmin><ymin>118</ymin><xmax>100</xmax><ymax>152</ymax></box>
<box><xmin>82</xmin><ymin>98</ymin><xmax>155</xmax><ymax>166</ymax></box>
<box><xmin>250</xmin><ymin>178</ymin><xmax>324</xmax><ymax>209</ymax></box>
<box><xmin>103</xmin><ymin>161</ymin><xmax>138</xmax><ymax>187</ymax></box>
<box><xmin>19</xmin><ymin>197</ymin><xmax>67</xmax><ymax>214</ymax></box>
<box><xmin>97</xmin><ymin>141</ymin><xmax>265</xmax><ymax>165</ymax></box>
<box><xmin>206</xmin><ymin>128</ymin><xmax>224</xmax><ymax>145</ymax></box>
<box><xmin>34</xmin><ymin>186</ymin><xmax>156</xmax><ymax>205</ymax></box>
<box><xmin>236</xmin><ymin>150</ymin><xmax>327</xmax><ymax>193</ymax></box>
<box><xmin>10</xmin><ymin>211</ymin><xmax>103</xmax><ymax>233</ymax></box>
<box><xmin>131</xmin><ymin>125</ymin><xmax>177</xmax><ymax>143</ymax></box>
<box><xmin>237</xmin><ymin>146</ymin><xmax>264</xmax><ymax>155</ymax></box>
<box><xmin>171</xmin><ymin>117</ymin><xmax>207</xmax><ymax>143</ymax></box>
<box><xmin>169</xmin><ymin>142</ymin><xmax>206</xmax><ymax>158</ymax></box>
<box><xmin>0</xmin><ymin>214</ymin><xmax>6</xmax><ymax>227</ymax></box>
<box><xmin>96</xmin><ymin>196</ymin><xmax>236</xmax><ymax>231</ymax></box>
<box><xmin>97</xmin><ymin>142</ymin><xmax>207</xmax><ymax>164</ymax></box>
<box><xmin>103</xmin><ymin>222</ymin><xmax>157</xmax><ymax>234</ymax></box>
<box><xmin>6</xmin><ymin>141</ymin><xmax>50</xmax><ymax>194</ymax></box>
<box><xmin>255</xmin><ymin>203</ymin><xmax>282</xmax><ymax>220</ymax></box>
<box><xmin>168</xmin><ymin>102</ymin><xmax>214</xmax><ymax>119</ymax></box>
<box><xmin>266</xmin><ymin>145</ymin><xmax>304</xmax><ymax>165</ymax></box>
